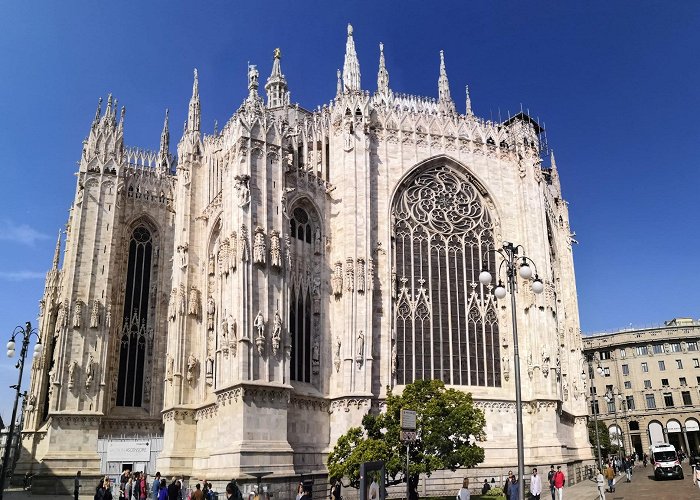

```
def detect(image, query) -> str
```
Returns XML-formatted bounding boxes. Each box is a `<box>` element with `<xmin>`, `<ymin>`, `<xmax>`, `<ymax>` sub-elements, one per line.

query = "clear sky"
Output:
<box><xmin>0</xmin><ymin>1</ymin><xmax>699</xmax><ymax>423</ymax></box>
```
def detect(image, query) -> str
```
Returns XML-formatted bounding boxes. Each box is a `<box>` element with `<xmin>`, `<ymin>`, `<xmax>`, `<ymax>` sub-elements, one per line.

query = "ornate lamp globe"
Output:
<box><xmin>494</xmin><ymin>284</ymin><xmax>507</xmax><ymax>299</ymax></box>
<box><xmin>531</xmin><ymin>277</ymin><xmax>544</xmax><ymax>294</ymax></box>
<box><xmin>518</xmin><ymin>260</ymin><xmax>532</xmax><ymax>279</ymax></box>
<box><xmin>478</xmin><ymin>270</ymin><xmax>492</xmax><ymax>285</ymax></box>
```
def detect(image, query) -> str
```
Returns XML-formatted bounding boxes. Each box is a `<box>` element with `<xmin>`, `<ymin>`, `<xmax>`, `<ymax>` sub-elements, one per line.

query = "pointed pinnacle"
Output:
<box><xmin>94</xmin><ymin>97</ymin><xmax>103</xmax><ymax>123</ymax></box>
<box><xmin>52</xmin><ymin>229</ymin><xmax>62</xmax><ymax>269</ymax></box>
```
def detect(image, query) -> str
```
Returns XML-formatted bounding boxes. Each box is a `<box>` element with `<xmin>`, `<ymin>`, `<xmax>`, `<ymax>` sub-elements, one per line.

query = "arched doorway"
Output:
<box><xmin>628</xmin><ymin>420</ymin><xmax>643</xmax><ymax>458</ymax></box>
<box><xmin>686</xmin><ymin>418</ymin><xmax>700</xmax><ymax>457</ymax></box>
<box><xmin>648</xmin><ymin>421</ymin><xmax>664</xmax><ymax>446</ymax></box>
<box><xmin>666</xmin><ymin>420</ymin><xmax>683</xmax><ymax>451</ymax></box>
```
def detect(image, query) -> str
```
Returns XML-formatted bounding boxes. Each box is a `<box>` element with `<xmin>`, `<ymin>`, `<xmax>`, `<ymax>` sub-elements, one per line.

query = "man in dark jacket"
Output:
<box><xmin>167</xmin><ymin>479</ymin><xmax>180</xmax><ymax>500</ymax></box>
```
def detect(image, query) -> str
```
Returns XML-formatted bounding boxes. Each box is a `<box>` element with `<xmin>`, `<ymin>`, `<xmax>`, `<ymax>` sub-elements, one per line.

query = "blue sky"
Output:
<box><xmin>0</xmin><ymin>1</ymin><xmax>699</xmax><ymax>422</ymax></box>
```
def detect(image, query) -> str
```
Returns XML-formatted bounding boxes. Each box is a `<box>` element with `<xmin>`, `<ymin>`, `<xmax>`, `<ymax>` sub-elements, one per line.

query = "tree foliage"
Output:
<box><xmin>588</xmin><ymin>419</ymin><xmax>617</xmax><ymax>462</ymax></box>
<box><xmin>327</xmin><ymin>380</ymin><xmax>486</xmax><ymax>487</ymax></box>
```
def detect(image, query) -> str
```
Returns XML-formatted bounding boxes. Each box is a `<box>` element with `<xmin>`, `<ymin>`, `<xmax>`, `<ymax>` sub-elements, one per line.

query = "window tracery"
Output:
<box><xmin>392</xmin><ymin>164</ymin><xmax>500</xmax><ymax>387</ymax></box>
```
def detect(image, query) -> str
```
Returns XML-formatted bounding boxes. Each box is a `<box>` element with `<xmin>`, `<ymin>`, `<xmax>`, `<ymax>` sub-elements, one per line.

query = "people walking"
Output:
<box><xmin>693</xmin><ymin>463</ymin><xmax>700</xmax><ymax>489</ymax></box>
<box><xmin>481</xmin><ymin>480</ymin><xmax>491</xmax><ymax>496</ymax></box>
<box><xmin>152</xmin><ymin>473</ymin><xmax>161</xmax><ymax>500</ymax></box>
<box><xmin>547</xmin><ymin>466</ymin><xmax>556</xmax><ymax>500</ymax></box>
<box><xmin>530</xmin><ymin>468</ymin><xmax>542</xmax><ymax>500</ymax></box>
<box><xmin>192</xmin><ymin>484</ymin><xmax>204</xmax><ymax>500</ymax></box>
<box><xmin>604</xmin><ymin>463</ymin><xmax>615</xmax><ymax>493</ymax></box>
<box><xmin>507</xmin><ymin>476</ymin><xmax>519</xmax><ymax>500</ymax></box>
<box><xmin>595</xmin><ymin>469</ymin><xmax>605</xmax><ymax>500</ymax></box>
<box><xmin>552</xmin><ymin>466</ymin><xmax>565</xmax><ymax>500</ymax></box>
<box><xmin>158</xmin><ymin>480</ymin><xmax>168</xmax><ymax>500</ymax></box>
<box><xmin>457</xmin><ymin>477</ymin><xmax>470</xmax><ymax>500</ymax></box>
<box><xmin>504</xmin><ymin>471</ymin><xmax>514</xmax><ymax>500</ymax></box>
<box><xmin>75</xmin><ymin>471</ymin><xmax>82</xmax><ymax>500</ymax></box>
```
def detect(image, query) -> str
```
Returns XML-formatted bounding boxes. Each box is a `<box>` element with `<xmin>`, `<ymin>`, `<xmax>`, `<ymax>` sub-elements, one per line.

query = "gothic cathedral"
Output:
<box><xmin>19</xmin><ymin>25</ymin><xmax>592</xmax><ymax>490</ymax></box>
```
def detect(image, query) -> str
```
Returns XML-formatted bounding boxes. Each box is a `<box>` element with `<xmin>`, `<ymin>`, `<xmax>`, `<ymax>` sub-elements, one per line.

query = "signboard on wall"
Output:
<box><xmin>106</xmin><ymin>440</ymin><xmax>151</xmax><ymax>462</ymax></box>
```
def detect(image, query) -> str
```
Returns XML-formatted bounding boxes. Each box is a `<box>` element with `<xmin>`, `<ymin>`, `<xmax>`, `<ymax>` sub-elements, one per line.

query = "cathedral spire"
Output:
<box><xmin>377</xmin><ymin>42</ymin><xmax>390</xmax><ymax>95</ymax></box>
<box><xmin>118</xmin><ymin>106</ymin><xmax>125</xmax><ymax>131</ymax></box>
<box><xmin>159</xmin><ymin>109</ymin><xmax>170</xmax><ymax>157</ymax></box>
<box><xmin>93</xmin><ymin>97</ymin><xmax>103</xmax><ymax>126</ymax></box>
<box><xmin>342</xmin><ymin>24</ymin><xmax>361</xmax><ymax>93</ymax></box>
<box><xmin>438</xmin><ymin>50</ymin><xmax>451</xmax><ymax>102</ymax></box>
<box><xmin>187</xmin><ymin>69</ymin><xmax>201</xmax><ymax>133</ymax></box>
<box><xmin>465</xmin><ymin>85</ymin><xmax>473</xmax><ymax>115</ymax></box>
<box><xmin>550</xmin><ymin>150</ymin><xmax>557</xmax><ymax>169</ymax></box>
<box><xmin>265</xmin><ymin>48</ymin><xmax>289</xmax><ymax>108</ymax></box>
<box><xmin>52</xmin><ymin>229</ymin><xmax>62</xmax><ymax>270</ymax></box>
<box><xmin>105</xmin><ymin>94</ymin><xmax>113</xmax><ymax>122</ymax></box>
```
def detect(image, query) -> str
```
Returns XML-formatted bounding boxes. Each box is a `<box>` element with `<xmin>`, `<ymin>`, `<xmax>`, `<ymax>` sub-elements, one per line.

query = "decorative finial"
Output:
<box><xmin>52</xmin><ymin>229</ymin><xmax>62</xmax><ymax>269</ymax></box>
<box><xmin>343</xmin><ymin>23</ymin><xmax>361</xmax><ymax>92</ymax></box>
<box><xmin>438</xmin><ymin>50</ymin><xmax>452</xmax><ymax>103</ymax></box>
<box><xmin>93</xmin><ymin>97</ymin><xmax>103</xmax><ymax>123</ymax></box>
<box><xmin>274</xmin><ymin>47</ymin><xmax>281</xmax><ymax>59</ymax></box>
<box><xmin>187</xmin><ymin>68</ymin><xmax>201</xmax><ymax>132</ymax></box>
<box><xmin>214</xmin><ymin>120</ymin><xmax>218</xmax><ymax>134</ymax></box>
<box><xmin>336</xmin><ymin>69</ymin><xmax>342</xmax><ymax>97</ymax></box>
<box><xmin>550</xmin><ymin>150</ymin><xmax>557</xmax><ymax>169</ymax></box>
<box><xmin>465</xmin><ymin>85</ymin><xmax>472</xmax><ymax>115</ymax></box>
<box><xmin>377</xmin><ymin>42</ymin><xmax>390</xmax><ymax>95</ymax></box>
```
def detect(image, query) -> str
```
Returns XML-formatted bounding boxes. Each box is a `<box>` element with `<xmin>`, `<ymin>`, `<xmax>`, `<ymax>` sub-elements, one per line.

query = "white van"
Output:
<box><xmin>649</xmin><ymin>443</ymin><xmax>684</xmax><ymax>480</ymax></box>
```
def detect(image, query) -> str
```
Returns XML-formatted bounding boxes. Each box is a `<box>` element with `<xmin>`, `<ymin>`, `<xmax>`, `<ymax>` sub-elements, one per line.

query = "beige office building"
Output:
<box><xmin>582</xmin><ymin>318</ymin><xmax>700</xmax><ymax>458</ymax></box>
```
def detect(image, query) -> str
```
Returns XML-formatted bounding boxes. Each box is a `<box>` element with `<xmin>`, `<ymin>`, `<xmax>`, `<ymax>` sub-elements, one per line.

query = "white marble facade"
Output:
<box><xmin>18</xmin><ymin>25</ymin><xmax>592</xmax><ymax>484</ymax></box>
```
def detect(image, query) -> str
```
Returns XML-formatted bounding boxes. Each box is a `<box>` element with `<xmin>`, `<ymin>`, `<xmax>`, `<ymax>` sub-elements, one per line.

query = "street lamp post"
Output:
<box><xmin>617</xmin><ymin>394</ymin><xmax>631</xmax><ymax>457</ymax></box>
<box><xmin>0</xmin><ymin>322</ymin><xmax>42</xmax><ymax>500</ymax></box>
<box><xmin>582</xmin><ymin>356</ymin><xmax>604</xmax><ymax>470</ymax></box>
<box><xmin>479</xmin><ymin>242</ymin><xmax>544</xmax><ymax>500</ymax></box>
<box><xmin>604</xmin><ymin>389</ymin><xmax>626</xmax><ymax>459</ymax></box>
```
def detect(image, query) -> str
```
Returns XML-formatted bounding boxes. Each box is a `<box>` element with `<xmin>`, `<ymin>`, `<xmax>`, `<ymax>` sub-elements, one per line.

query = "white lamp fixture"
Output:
<box><xmin>478</xmin><ymin>270</ymin><xmax>493</xmax><ymax>285</ymax></box>
<box><xmin>518</xmin><ymin>259</ymin><xmax>533</xmax><ymax>279</ymax></box>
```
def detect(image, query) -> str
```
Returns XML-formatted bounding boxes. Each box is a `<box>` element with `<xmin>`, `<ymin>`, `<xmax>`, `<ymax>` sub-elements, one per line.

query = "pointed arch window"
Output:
<box><xmin>116</xmin><ymin>226</ymin><xmax>154</xmax><ymax>407</ymax></box>
<box><xmin>392</xmin><ymin>163</ymin><xmax>500</xmax><ymax>387</ymax></box>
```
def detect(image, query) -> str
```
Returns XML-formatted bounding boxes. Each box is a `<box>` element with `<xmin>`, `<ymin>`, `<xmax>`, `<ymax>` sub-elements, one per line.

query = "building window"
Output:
<box><xmin>688</xmin><ymin>341</ymin><xmax>698</xmax><ymax>352</ymax></box>
<box><xmin>641</xmin><ymin>362</ymin><xmax>648</xmax><ymax>373</ymax></box>
<box><xmin>680</xmin><ymin>377</ymin><xmax>687</xmax><ymax>386</ymax></box>
<box><xmin>644</xmin><ymin>380</ymin><xmax>652</xmax><ymax>389</ymax></box>
<box><xmin>591</xmin><ymin>398</ymin><xmax>600</xmax><ymax>414</ymax></box>
<box><xmin>619</xmin><ymin>348</ymin><xmax>626</xmax><ymax>359</ymax></box>
<box><xmin>683</xmin><ymin>391</ymin><xmax>693</xmax><ymax>406</ymax></box>
<box><xmin>117</xmin><ymin>226</ymin><xmax>154</xmax><ymax>408</ymax></box>
<box><xmin>624</xmin><ymin>381</ymin><xmax>632</xmax><ymax>389</ymax></box>
<box><xmin>671</xmin><ymin>342</ymin><xmax>682</xmax><ymax>353</ymax></box>
<box><xmin>658</xmin><ymin>360</ymin><xmax>666</xmax><ymax>371</ymax></box>
<box><xmin>697</xmin><ymin>376</ymin><xmax>700</xmax><ymax>385</ymax></box>
<box><xmin>652</xmin><ymin>344</ymin><xmax>663</xmax><ymax>354</ymax></box>
<box><xmin>626</xmin><ymin>395</ymin><xmax>635</xmax><ymax>410</ymax></box>
<box><xmin>694</xmin><ymin>358</ymin><xmax>699</xmax><ymax>368</ymax></box>
<box><xmin>622</xmin><ymin>364</ymin><xmax>629</xmax><ymax>376</ymax></box>
<box><xmin>637</xmin><ymin>346</ymin><xmax>649</xmax><ymax>356</ymax></box>
<box><xmin>677</xmin><ymin>359</ymin><xmax>683</xmax><ymax>369</ymax></box>
<box><xmin>600</xmin><ymin>351</ymin><xmax>612</xmax><ymax>360</ymax></box>
<box><xmin>661</xmin><ymin>378</ymin><xmax>669</xmax><ymax>387</ymax></box>
<box><xmin>663</xmin><ymin>393</ymin><xmax>674</xmax><ymax>407</ymax></box>
<box><xmin>603</xmin><ymin>367</ymin><xmax>610</xmax><ymax>377</ymax></box>
<box><xmin>607</xmin><ymin>400</ymin><xmax>616</xmax><ymax>413</ymax></box>
<box><xmin>393</xmin><ymin>163</ymin><xmax>499</xmax><ymax>386</ymax></box>
<box><xmin>590</xmin><ymin>386</ymin><xmax>597</xmax><ymax>395</ymax></box>
<box><xmin>289</xmin><ymin>207</ymin><xmax>316</xmax><ymax>383</ymax></box>
<box><xmin>645</xmin><ymin>394</ymin><xmax>656</xmax><ymax>409</ymax></box>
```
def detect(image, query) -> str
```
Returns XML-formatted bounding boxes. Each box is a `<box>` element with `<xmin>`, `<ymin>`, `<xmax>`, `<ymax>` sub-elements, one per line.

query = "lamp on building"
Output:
<box><xmin>479</xmin><ymin>242</ymin><xmax>543</xmax><ymax>500</ymax></box>
<box><xmin>0</xmin><ymin>322</ymin><xmax>41</xmax><ymax>500</ymax></box>
<box><xmin>582</xmin><ymin>356</ymin><xmax>604</xmax><ymax>470</ymax></box>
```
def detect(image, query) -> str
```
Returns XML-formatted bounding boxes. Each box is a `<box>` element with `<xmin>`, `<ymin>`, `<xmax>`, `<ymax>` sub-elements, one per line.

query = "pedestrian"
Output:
<box><xmin>595</xmin><ymin>469</ymin><xmax>605</xmax><ymax>500</ymax></box>
<box><xmin>95</xmin><ymin>479</ymin><xmax>106</xmax><ymax>500</ymax></box>
<box><xmin>104</xmin><ymin>479</ymin><xmax>114</xmax><ymax>500</ymax></box>
<box><xmin>604</xmin><ymin>463</ymin><xmax>615</xmax><ymax>493</ymax></box>
<box><xmin>481</xmin><ymin>479</ymin><xmax>491</xmax><ymax>495</ymax></box>
<box><xmin>75</xmin><ymin>471</ymin><xmax>82</xmax><ymax>500</ymax></box>
<box><xmin>192</xmin><ymin>484</ymin><xmax>204</xmax><ymax>500</ymax></box>
<box><xmin>530</xmin><ymin>468</ymin><xmax>542</xmax><ymax>500</ymax></box>
<box><xmin>547</xmin><ymin>466</ymin><xmax>555</xmax><ymax>500</ymax></box>
<box><xmin>296</xmin><ymin>483</ymin><xmax>304</xmax><ymax>500</ymax></box>
<box><xmin>152</xmin><ymin>473</ymin><xmax>162</xmax><ymax>500</ymax></box>
<box><xmin>552</xmin><ymin>466</ymin><xmax>565</xmax><ymax>500</ymax></box>
<box><xmin>331</xmin><ymin>479</ymin><xmax>342</xmax><ymax>500</ymax></box>
<box><xmin>693</xmin><ymin>463</ymin><xmax>700</xmax><ymax>489</ymax></box>
<box><xmin>503</xmin><ymin>471</ymin><xmax>513</xmax><ymax>500</ymax></box>
<box><xmin>507</xmin><ymin>476</ymin><xmax>519</xmax><ymax>500</ymax></box>
<box><xmin>457</xmin><ymin>477</ymin><xmax>470</xmax><ymax>500</ymax></box>
<box><xmin>159</xmin><ymin>480</ymin><xmax>168</xmax><ymax>500</ymax></box>
<box><xmin>140</xmin><ymin>474</ymin><xmax>148</xmax><ymax>500</ymax></box>
<box><xmin>168</xmin><ymin>479</ymin><xmax>179</xmax><ymax>500</ymax></box>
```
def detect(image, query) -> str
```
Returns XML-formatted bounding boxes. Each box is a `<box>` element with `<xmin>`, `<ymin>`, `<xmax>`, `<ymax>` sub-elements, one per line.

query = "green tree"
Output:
<box><xmin>588</xmin><ymin>420</ymin><xmax>616</xmax><ymax>463</ymax></box>
<box><xmin>327</xmin><ymin>379</ymin><xmax>486</xmax><ymax>487</ymax></box>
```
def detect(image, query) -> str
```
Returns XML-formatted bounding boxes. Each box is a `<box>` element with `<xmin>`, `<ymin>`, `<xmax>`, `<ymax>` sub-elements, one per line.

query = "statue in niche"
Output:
<box><xmin>345</xmin><ymin>258</ymin><xmax>354</xmax><ymax>292</ymax></box>
<box><xmin>143</xmin><ymin>374</ymin><xmax>151</xmax><ymax>402</ymax></box>
<box><xmin>207</xmin><ymin>296</ymin><xmax>215</xmax><ymax>331</ymax></box>
<box><xmin>234</xmin><ymin>175</ymin><xmax>250</xmax><ymax>208</ymax></box>
<box><xmin>367</xmin><ymin>257</ymin><xmax>375</xmax><ymax>291</ymax></box>
<box><xmin>527</xmin><ymin>351</ymin><xmax>534</xmax><ymax>379</ymax></box>
<box><xmin>218</xmin><ymin>240</ymin><xmax>229</xmax><ymax>276</ymax></box>
<box><xmin>240</xmin><ymin>225</ymin><xmax>249</xmax><ymax>262</ymax></box>
<box><xmin>85</xmin><ymin>354</ymin><xmax>95</xmax><ymax>389</ymax></box>
<box><xmin>150</xmin><ymin>284</ymin><xmax>157</xmax><ymax>304</ymax></box>
<box><xmin>542</xmin><ymin>348</ymin><xmax>550</xmax><ymax>377</ymax></box>
<box><xmin>106</xmin><ymin>303</ymin><xmax>112</xmax><ymax>327</ymax></box>
<box><xmin>90</xmin><ymin>299</ymin><xmax>100</xmax><ymax>328</ymax></box>
<box><xmin>270</xmin><ymin>230</ymin><xmax>281</xmax><ymax>268</ymax></box>
<box><xmin>391</xmin><ymin>341</ymin><xmax>397</xmax><ymax>377</ymax></box>
<box><xmin>208</xmin><ymin>254</ymin><xmax>215</xmax><ymax>275</ymax></box>
<box><xmin>68</xmin><ymin>361</ymin><xmax>78</xmax><ymax>388</ymax></box>
<box><xmin>502</xmin><ymin>355</ymin><xmax>510</xmax><ymax>381</ymax></box>
<box><xmin>73</xmin><ymin>301</ymin><xmax>82</xmax><ymax>328</ymax></box>
<box><xmin>188</xmin><ymin>287</ymin><xmax>201</xmax><ymax>319</ymax></box>
<box><xmin>334</xmin><ymin>335</ymin><xmax>342</xmax><ymax>373</ymax></box>
<box><xmin>254</xmin><ymin>311</ymin><xmax>265</xmax><ymax>355</ymax></box>
<box><xmin>343</xmin><ymin>117</ymin><xmax>354</xmax><ymax>152</ymax></box>
<box><xmin>280</xmin><ymin>187</ymin><xmax>295</xmax><ymax>219</ymax></box>
<box><xmin>312</xmin><ymin>276</ymin><xmax>321</xmax><ymax>315</ymax></box>
<box><xmin>168</xmin><ymin>289</ymin><xmax>177</xmax><ymax>321</ymax></box>
<box><xmin>166</xmin><ymin>355</ymin><xmax>173</xmax><ymax>382</ymax></box>
<box><xmin>272</xmin><ymin>310</ymin><xmax>282</xmax><ymax>355</ymax></box>
<box><xmin>357</xmin><ymin>258</ymin><xmax>366</xmax><ymax>293</ymax></box>
<box><xmin>285</xmin><ymin>235</ymin><xmax>293</xmax><ymax>269</ymax></box>
<box><xmin>186</xmin><ymin>354</ymin><xmax>198</xmax><ymax>384</ymax></box>
<box><xmin>253</xmin><ymin>227</ymin><xmax>266</xmax><ymax>265</ymax></box>
<box><xmin>177</xmin><ymin>243</ymin><xmax>189</xmax><ymax>269</ymax></box>
<box><xmin>313</xmin><ymin>227</ymin><xmax>322</xmax><ymax>255</ymax></box>
<box><xmin>312</xmin><ymin>340</ymin><xmax>320</xmax><ymax>374</ymax></box>
<box><xmin>332</xmin><ymin>261</ymin><xmax>343</xmax><ymax>297</ymax></box>
<box><xmin>356</xmin><ymin>330</ymin><xmax>364</xmax><ymax>362</ymax></box>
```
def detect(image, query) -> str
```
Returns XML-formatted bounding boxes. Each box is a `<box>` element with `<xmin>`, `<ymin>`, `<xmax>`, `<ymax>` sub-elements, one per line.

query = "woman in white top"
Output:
<box><xmin>595</xmin><ymin>469</ymin><xmax>606</xmax><ymax>500</ymax></box>
<box><xmin>457</xmin><ymin>478</ymin><xmax>470</xmax><ymax>500</ymax></box>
